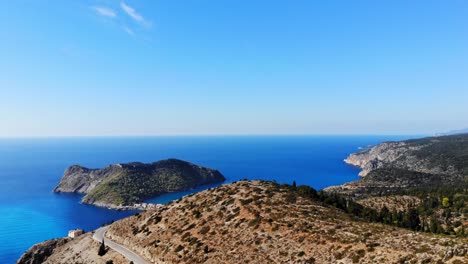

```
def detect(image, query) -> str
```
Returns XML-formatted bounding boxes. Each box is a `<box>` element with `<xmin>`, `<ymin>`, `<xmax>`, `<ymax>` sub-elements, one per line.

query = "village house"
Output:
<box><xmin>68</xmin><ymin>229</ymin><xmax>84</xmax><ymax>238</ymax></box>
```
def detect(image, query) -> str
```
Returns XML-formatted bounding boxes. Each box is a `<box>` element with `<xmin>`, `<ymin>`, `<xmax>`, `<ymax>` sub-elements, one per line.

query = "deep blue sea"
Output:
<box><xmin>0</xmin><ymin>135</ymin><xmax>413</xmax><ymax>263</ymax></box>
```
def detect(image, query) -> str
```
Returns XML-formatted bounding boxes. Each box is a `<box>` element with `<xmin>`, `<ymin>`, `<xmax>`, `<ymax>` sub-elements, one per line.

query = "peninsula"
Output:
<box><xmin>54</xmin><ymin>159</ymin><xmax>225</xmax><ymax>208</ymax></box>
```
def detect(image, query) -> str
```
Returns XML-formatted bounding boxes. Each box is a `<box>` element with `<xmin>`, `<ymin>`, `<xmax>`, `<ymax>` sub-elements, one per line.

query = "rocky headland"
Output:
<box><xmin>54</xmin><ymin>159</ymin><xmax>225</xmax><ymax>208</ymax></box>
<box><xmin>326</xmin><ymin>134</ymin><xmax>468</xmax><ymax>196</ymax></box>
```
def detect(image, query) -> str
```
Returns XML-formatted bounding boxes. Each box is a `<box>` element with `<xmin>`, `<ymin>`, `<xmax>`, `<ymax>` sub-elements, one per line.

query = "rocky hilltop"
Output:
<box><xmin>20</xmin><ymin>180</ymin><xmax>467</xmax><ymax>263</ymax></box>
<box><xmin>54</xmin><ymin>159</ymin><xmax>225</xmax><ymax>208</ymax></box>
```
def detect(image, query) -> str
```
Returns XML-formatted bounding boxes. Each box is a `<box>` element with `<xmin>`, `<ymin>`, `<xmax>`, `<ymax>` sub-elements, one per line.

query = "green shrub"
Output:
<box><xmin>199</xmin><ymin>226</ymin><xmax>210</xmax><ymax>235</ymax></box>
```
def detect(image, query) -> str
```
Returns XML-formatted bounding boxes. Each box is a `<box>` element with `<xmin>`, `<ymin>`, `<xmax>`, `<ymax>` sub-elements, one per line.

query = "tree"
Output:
<box><xmin>429</xmin><ymin>217</ymin><xmax>442</xmax><ymax>234</ymax></box>
<box><xmin>442</xmin><ymin>197</ymin><xmax>450</xmax><ymax>207</ymax></box>
<box><xmin>98</xmin><ymin>239</ymin><xmax>107</xmax><ymax>256</ymax></box>
<box><xmin>297</xmin><ymin>185</ymin><xmax>318</xmax><ymax>199</ymax></box>
<box><xmin>391</xmin><ymin>210</ymin><xmax>400</xmax><ymax>226</ymax></box>
<box><xmin>420</xmin><ymin>218</ymin><xmax>427</xmax><ymax>232</ymax></box>
<box><xmin>405</xmin><ymin>208</ymin><xmax>420</xmax><ymax>230</ymax></box>
<box><xmin>378</xmin><ymin>206</ymin><xmax>390</xmax><ymax>224</ymax></box>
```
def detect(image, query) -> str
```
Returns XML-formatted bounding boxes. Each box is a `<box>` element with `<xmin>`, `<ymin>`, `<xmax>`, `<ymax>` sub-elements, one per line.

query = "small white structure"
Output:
<box><xmin>68</xmin><ymin>229</ymin><xmax>84</xmax><ymax>238</ymax></box>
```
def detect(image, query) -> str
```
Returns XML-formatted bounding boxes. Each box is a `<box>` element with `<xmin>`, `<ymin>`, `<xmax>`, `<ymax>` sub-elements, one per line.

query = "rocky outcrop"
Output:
<box><xmin>54</xmin><ymin>159</ymin><xmax>225</xmax><ymax>207</ymax></box>
<box><xmin>344</xmin><ymin>142</ymin><xmax>427</xmax><ymax>177</ymax></box>
<box><xmin>54</xmin><ymin>164</ymin><xmax>124</xmax><ymax>193</ymax></box>
<box><xmin>16</xmin><ymin>238</ymin><xmax>70</xmax><ymax>264</ymax></box>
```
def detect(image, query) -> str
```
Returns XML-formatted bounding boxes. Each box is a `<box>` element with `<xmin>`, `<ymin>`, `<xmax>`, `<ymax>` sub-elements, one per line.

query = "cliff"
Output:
<box><xmin>338</xmin><ymin>134</ymin><xmax>468</xmax><ymax>191</ymax></box>
<box><xmin>344</xmin><ymin>141</ymin><xmax>426</xmax><ymax>177</ymax></box>
<box><xmin>23</xmin><ymin>180</ymin><xmax>468</xmax><ymax>263</ymax></box>
<box><xmin>54</xmin><ymin>159</ymin><xmax>225</xmax><ymax>207</ymax></box>
<box><xmin>16</xmin><ymin>238</ymin><xmax>70</xmax><ymax>264</ymax></box>
<box><xmin>54</xmin><ymin>164</ymin><xmax>125</xmax><ymax>194</ymax></box>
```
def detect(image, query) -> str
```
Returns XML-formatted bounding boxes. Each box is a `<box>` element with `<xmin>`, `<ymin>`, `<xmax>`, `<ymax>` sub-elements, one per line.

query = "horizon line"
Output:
<box><xmin>0</xmin><ymin>133</ymin><xmax>430</xmax><ymax>139</ymax></box>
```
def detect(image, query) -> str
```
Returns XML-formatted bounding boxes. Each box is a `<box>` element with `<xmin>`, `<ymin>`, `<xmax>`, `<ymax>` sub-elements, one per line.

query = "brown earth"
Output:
<box><xmin>20</xmin><ymin>180</ymin><xmax>468</xmax><ymax>263</ymax></box>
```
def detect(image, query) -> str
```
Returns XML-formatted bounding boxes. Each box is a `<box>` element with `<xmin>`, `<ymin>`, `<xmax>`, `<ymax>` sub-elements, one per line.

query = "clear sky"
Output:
<box><xmin>1</xmin><ymin>0</ymin><xmax>467</xmax><ymax>136</ymax></box>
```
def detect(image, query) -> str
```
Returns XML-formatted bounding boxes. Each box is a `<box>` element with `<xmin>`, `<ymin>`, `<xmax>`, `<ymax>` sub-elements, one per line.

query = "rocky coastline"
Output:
<box><xmin>327</xmin><ymin>134</ymin><xmax>468</xmax><ymax>196</ymax></box>
<box><xmin>89</xmin><ymin>202</ymin><xmax>164</xmax><ymax>211</ymax></box>
<box><xmin>54</xmin><ymin>159</ymin><xmax>225</xmax><ymax>208</ymax></box>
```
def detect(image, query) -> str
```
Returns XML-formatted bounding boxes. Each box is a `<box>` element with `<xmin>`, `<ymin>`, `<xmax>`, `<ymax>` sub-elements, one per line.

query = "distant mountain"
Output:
<box><xmin>54</xmin><ymin>159</ymin><xmax>225</xmax><ymax>208</ymax></box>
<box><xmin>435</xmin><ymin>128</ymin><xmax>468</xmax><ymax>136</ymax></box>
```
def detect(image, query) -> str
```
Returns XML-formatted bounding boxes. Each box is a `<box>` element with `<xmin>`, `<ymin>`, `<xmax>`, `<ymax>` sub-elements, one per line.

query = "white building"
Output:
<box><xmin>68</xmin><ymin>229</ymin><xmax>84</xmax><ymax>238</ymax></box>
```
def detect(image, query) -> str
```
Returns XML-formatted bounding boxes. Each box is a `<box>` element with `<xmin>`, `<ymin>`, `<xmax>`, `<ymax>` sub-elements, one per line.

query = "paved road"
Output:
<box><xmin>93</xmin><ymin>226</ymin><xmax>149</xmax><ymax>264</ymax></box>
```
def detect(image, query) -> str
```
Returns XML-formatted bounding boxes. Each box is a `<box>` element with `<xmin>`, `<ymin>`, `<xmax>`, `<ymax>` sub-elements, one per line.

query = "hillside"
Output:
<box><xmin>326</xmin><ymin>134</ymin><xmax>468</xmax><ymax>196</ymax></box>
<box><xmin>54</xmin><ymin>159</ymin><xmax>225</xmax><ymax>207</ymax></box>
<box><xmin>344</xmin><ymin>134</ymin><xmax>468</xmax><ymax>180</ymax></box>
<box><xmin>325</xmin><ymin>134</ymin><xmax>468</xmax><ymax>237</ymax></box>
<box><xmin>17</xmin><ymin>233</ymin><xmax>129</xmax><ymax>264</ymax></box>
<box><xmin>23</xmin><ymin>180</ymin><xmax>468</xmax><ymax>263</ymax></box>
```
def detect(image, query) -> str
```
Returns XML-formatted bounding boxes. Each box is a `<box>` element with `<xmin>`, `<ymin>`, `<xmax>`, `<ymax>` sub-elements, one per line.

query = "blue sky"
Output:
<box><xmin>1</xmin><ymin>0</ymin><xmax>467</xmax><ymax>136</ymax></box>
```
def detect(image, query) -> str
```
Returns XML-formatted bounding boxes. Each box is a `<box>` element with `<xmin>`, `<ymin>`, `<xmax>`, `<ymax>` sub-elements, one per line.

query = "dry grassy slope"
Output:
<box><xmin>356</xmin><ymin>195</ymin><xmax>422</xmax><ymax>212</ymax></box>
<box><xmin>104</xmin><ymin>180</ymin><xmax>467</xmax><ymax>264</ymax></box>
<box><xmin>43</xmin><ymin>233</ymin><xmax>127</xmax><ymax>264</ymax></box>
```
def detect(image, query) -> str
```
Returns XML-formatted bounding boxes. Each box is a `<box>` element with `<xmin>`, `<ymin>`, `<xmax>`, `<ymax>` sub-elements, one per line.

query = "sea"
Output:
<box><xmin>0</xmin><ymin>135</ymin><xmax>413</xmax><ymax>263</ymax></box>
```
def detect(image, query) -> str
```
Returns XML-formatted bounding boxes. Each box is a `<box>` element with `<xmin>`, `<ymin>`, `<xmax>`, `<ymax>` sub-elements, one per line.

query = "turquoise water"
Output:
<box><xmin>0</xmin><ymin>135</ymin><xmax>412</xmax><ymax>263</ymax></box>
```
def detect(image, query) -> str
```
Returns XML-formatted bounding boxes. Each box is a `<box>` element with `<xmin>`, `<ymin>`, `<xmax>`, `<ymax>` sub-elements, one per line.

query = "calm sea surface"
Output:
<box><xmin>0</xmin><ymin>135</ymin><xmax>412</xmax><ymax>263</ymax></box>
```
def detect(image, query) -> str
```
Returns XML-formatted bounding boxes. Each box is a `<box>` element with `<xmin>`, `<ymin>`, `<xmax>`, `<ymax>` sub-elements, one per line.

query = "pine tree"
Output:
<box><xmin>421</xmin><ymin>218</ymin><xmax>426</xmax><ymax>232</ymax></box>
<box><xmin>407</xmin><ymin>208</ymin><xmax>420</xmax><ymax>231</ymax></box>
<box><xmin>98</xmin><ymin>239</ymin><xmax>107</xmax><ymax>256</ymax></box>
<box><xmin>429</xmin><ymin>217</ymin><xmax>441</xmax><ymax>234</ymax></box>
<box><xmin>379</xmin><ymin>206</ymin><xmax>390</xmax><ymax>224</ymax></box>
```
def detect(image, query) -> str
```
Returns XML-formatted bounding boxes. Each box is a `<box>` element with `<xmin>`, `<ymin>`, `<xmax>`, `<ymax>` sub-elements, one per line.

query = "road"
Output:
<box><xmin>93</xmin><ymin>226</ymin><xmax>150</xmax><ymax>264</ymax></box>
